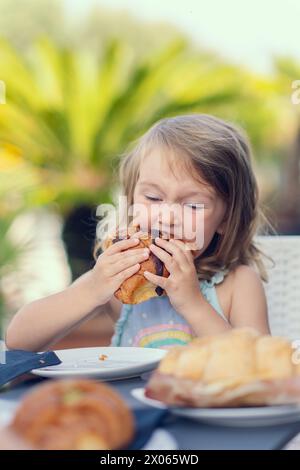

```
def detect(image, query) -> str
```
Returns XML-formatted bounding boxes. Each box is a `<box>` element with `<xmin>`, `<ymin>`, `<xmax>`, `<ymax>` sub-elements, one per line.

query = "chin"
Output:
<box><xmin>182</xmin><ymin>241</ymin><xmax>202</xmax><ymax>258</ymax></box>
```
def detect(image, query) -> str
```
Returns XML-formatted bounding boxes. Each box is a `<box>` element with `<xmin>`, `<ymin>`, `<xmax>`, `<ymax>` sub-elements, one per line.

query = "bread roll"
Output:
<box><xmin>145</xmin><ymin>328</ymin><xmax>300</xmax><ymax>407</ymax></box>
<box><xmin>9</xmin><ymin>379</ymin><xmax>135</xmax><ymax>450</ymax></box>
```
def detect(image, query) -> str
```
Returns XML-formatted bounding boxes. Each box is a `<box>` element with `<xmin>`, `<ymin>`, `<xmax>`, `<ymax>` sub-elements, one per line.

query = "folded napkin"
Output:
<box><xmin>128</xmin><ymin>408</ymin><xmax>171</xmax><ymax>450</ymax></box>
<box><xmin>0</xmin><ymin>350</ymin><xmax>61</xmax><ymax>388</ymax></box>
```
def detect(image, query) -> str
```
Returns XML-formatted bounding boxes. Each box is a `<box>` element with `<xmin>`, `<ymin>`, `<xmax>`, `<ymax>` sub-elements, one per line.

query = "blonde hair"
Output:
<box><xmin>94</xmin><ymin>114</ymin><xmax>274</xmax><ymax>282</ymax></box>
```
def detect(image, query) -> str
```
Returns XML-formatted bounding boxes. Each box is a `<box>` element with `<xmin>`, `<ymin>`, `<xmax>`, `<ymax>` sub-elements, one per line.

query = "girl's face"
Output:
<box><xmin>133</xmin><ymin>147</ymin><xmax>227</xmax><ymax>259</ymax></box>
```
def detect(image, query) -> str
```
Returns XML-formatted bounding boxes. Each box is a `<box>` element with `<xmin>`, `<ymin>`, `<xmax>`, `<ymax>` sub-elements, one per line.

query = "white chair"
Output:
<box><xmin>256</xmin><ymin>236</ymin><xmax>300</xmax><ymax>341</ymax></box>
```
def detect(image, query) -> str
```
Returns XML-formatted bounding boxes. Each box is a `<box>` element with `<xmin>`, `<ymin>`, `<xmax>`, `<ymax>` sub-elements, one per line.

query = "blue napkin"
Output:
<box><xmin>128</xmin><ymin>408</ymin><xmax>170</xmax><ymax>450</ymax></box>
<box><xmin>0</xmin><ymin>350</ymin><xmax>61</xmax><ymax>388</ymax></box>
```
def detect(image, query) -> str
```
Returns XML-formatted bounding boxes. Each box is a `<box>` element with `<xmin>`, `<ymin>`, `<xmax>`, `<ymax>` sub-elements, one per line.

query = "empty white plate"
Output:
<box><xmin>131</xmin><ymin>387</ymin><xmax>300</xmax><ymax>427</ymax></box>
<box><xmin>31</xmin><ymin>347</ymin><xmax>166</xmax><ymax>381</ymax></box>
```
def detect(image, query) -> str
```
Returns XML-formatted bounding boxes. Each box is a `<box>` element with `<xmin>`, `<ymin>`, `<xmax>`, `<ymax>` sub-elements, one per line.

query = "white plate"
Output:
<box><xmin>131</xmin><ymin>387</ymin><xmax>300</xmax><ymax>427</ymax></box>
<box><xmin>31</xmin><ymin>347</ymin><xmax>166</xmax><ymax>381</ymax></box>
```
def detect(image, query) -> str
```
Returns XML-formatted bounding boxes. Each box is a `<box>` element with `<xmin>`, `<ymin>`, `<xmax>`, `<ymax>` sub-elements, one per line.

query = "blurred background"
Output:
<box><xmin>0</xmin><ymin>0</ymin><xmax>299</xmax><ymax>347</ymax></box>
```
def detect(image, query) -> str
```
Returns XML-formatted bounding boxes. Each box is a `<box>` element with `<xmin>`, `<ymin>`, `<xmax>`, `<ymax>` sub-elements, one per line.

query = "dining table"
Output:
<box><xmin>1</xmin><ymin>372</ymin><xmax>300</xmax><ymax>451</ymax></box>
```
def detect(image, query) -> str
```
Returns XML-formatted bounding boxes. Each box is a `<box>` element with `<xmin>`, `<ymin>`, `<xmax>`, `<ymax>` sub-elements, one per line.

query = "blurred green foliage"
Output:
<box><xmin>0</xmin><ymin>36</ymin><xmax>283</xmax><ymax>212</ymax></box>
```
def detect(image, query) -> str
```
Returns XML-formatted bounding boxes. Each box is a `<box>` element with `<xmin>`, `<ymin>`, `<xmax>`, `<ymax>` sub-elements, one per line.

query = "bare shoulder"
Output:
<box><xmin>226</xmin><ymin>264</ymin><xmax>267</xmax><ymax>309</ymax></box>
<box><xmin>217</xmin><ymin>264</ymin><xmax>264</xmax><ymax>293</ymax></box>
<box><xmin>232</xmin><ymin>264</ymin><xmax>264</xmax><ymax>287</ymax></box>
<box><xmin>214</xmin><ymin>267</ymin><xmax>253</xmax><ymax>317</ymax></box>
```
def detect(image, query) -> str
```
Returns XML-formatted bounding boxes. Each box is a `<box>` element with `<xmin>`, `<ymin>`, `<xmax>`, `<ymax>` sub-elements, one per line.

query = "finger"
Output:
<box><xmin>106</xmin><ymin>237</ymin><xmax>139</xmax><ymax>254</ymax></box>
<box><xmin>169</xmin><ymin>239</ymin><xmax>194</xmax><ymax>263</ymax></box>
<box><xmin>115</xmin><ymin>263</ymin><xmax>141</xmax><ymax>283</ymax></box>
<box><xmin>149</xmin><ymin>243</ymin><xmax>177</xmax><ymax>273</ymax></box>
<box><xmin>109</xmin><ymin>250</ymin><xmax>150</xmax><ymax>275</ymax></box>
<box><xmin>143</xmin><ymin>270</ymin><xmax>167</xmax><ymax>289</ymax></box>
<box><xmin>153</xmin><ymin>238</ymin><xmax>188</xmax><ymax>269</ymax></box>
<box><xmin>108</xmin><ymin>247</ymin><xmax>149</xmax><ymax>263</ymax></box>
<box><xmin>131</xmin><ymin>230</ymin><xmax>149</xmax><ymax>239</ymax></box>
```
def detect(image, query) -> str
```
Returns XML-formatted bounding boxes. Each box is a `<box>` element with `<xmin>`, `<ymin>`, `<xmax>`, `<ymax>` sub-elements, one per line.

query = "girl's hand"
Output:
<box><xmin>89</xmin><ymin>234</ymin><xmax>150</xmax><ymax>306</ymax></box>
<box><xmin>143</xmin><ymin>238</ymin><xmax>202</xmax><ymax>316</ymax></box>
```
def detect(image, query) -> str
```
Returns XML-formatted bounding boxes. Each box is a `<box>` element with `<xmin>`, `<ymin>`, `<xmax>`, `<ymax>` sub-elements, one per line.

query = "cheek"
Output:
<box><xmin>203</xmin><ymin>212</ymin><xmax>216</xmax><ymax>234</ymax></box>
<box><xmin>184</xmin><ymin>210</ymin><xmax>205</xmax><ymax>234</ymax></box>
<box><xmin>184</xmin><ymin>210</ymin><xmax>217</xmax><ymax>246</ymax></box>
<box><xmin>132</xmin><ymin>196</ymin><xmax>152</xmax><ymax>228</ymax></box>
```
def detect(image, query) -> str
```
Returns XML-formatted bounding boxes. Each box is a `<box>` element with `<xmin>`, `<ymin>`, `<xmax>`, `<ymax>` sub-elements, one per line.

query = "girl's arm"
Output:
<box><xmin>169</xmin><ymin>265</ymin><xmax>270</xmax><ymax>337</ymax></box>
<box><xmin>5</xmin><ymin>236</ymin><xmax>148</xmax><ymax>352</ymax></box>
<box><xmin>5</xmin><ymin>271</ymin><xmax>111</xmax><ymax>352</ymax></box>
<box><xmin>229</xmin><ymin>265</ymin><xmax>271</xmax><ymax>334</ymax></box>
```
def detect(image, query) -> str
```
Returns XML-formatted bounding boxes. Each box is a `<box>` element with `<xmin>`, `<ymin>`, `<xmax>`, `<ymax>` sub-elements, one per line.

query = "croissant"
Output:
<box><xmin>103</xmin><ymin>224</ymin><xmax>170</xmax><ymax>304</ymax></box>
<box><xmin>145</xmin><ymin>328</ymin><xmax>300</xmax><ymax>407</ymax></box>
<box><xmin>9</xmin><ymin>379</ymin><xmax>135</xmax><ymax>450</ymax></box>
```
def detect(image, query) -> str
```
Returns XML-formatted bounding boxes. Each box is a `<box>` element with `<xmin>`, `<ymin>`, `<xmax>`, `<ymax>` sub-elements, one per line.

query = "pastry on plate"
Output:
<box><xmin>145</xmin><ymin>328</ymin><xmax>300</xmax><ymax>407</ymax></box>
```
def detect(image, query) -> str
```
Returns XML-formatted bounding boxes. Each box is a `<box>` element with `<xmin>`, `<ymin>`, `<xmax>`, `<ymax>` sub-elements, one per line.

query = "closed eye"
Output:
<box><xmin>185</xmin><ymin>203</ymin><xmax>205</xmax><ymax>210</ymax></box>
<box><xmin>145</xmin><ymin>195</ymin><xmax>205</xmax><ymax>209</ymax></box>
<box><xmin>145</xmin><ymin>195</ymin><xmax>162</xmax><ymax>201</ymax></box>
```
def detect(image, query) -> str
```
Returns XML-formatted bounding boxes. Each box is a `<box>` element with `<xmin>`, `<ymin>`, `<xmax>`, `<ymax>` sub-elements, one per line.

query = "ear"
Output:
<box><xmin>216</xmin><ymin>220</ymin><xmax>226</xmax><ymax>235</ymax></box>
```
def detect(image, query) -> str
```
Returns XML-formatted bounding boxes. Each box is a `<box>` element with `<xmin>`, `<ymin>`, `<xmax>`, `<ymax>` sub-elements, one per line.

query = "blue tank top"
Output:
<box><xmin>110</xmin><ymin>269</ymin><xmax>229</xmax><ymax>349</ymax></box>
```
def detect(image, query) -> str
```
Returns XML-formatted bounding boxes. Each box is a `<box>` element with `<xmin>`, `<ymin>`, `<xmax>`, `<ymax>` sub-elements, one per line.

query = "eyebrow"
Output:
<box><xmin>138</xmin><ymin>180</ymin><xmax>214</xmax><ymax>199</ymax></box>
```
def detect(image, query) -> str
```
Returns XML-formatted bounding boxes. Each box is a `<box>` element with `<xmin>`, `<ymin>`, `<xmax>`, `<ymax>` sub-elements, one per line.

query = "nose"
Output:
<box><xmin>157</xmin><ymin>203</ymin><xmax>182</xmax><ymax>237</ymax></box>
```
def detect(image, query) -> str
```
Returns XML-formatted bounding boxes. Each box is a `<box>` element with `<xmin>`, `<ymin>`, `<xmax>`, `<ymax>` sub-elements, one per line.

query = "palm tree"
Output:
<box><xmin>0</xmin><ymin>36</ymin><xmax>280</xmax><ymax>206</ymax></box>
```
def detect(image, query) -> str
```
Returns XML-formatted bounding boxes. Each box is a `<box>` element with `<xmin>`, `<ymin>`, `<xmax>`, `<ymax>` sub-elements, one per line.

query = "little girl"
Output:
<box><xmin>6</xmin><ymin>114</ymin><xmax>271</xmax><ymax>352</ymax></box>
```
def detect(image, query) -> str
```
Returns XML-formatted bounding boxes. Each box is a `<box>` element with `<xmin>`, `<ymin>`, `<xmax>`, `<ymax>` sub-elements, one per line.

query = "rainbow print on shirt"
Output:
<box><xmin>132</xmin><ymin>323</ymin><xmax>195</xmax><ymax>349</ymax></box>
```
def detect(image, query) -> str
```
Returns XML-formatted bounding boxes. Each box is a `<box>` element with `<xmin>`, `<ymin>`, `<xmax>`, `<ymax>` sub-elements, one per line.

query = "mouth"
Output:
<box><xmin>133</xmin><ymin>224</ymin><xmax>200</xmax><ymax>247</ymax></box>
<box><xmin>159</xmin><ymin>232</ymin><xmax>201</xmax><ymax>252</ymax></box>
